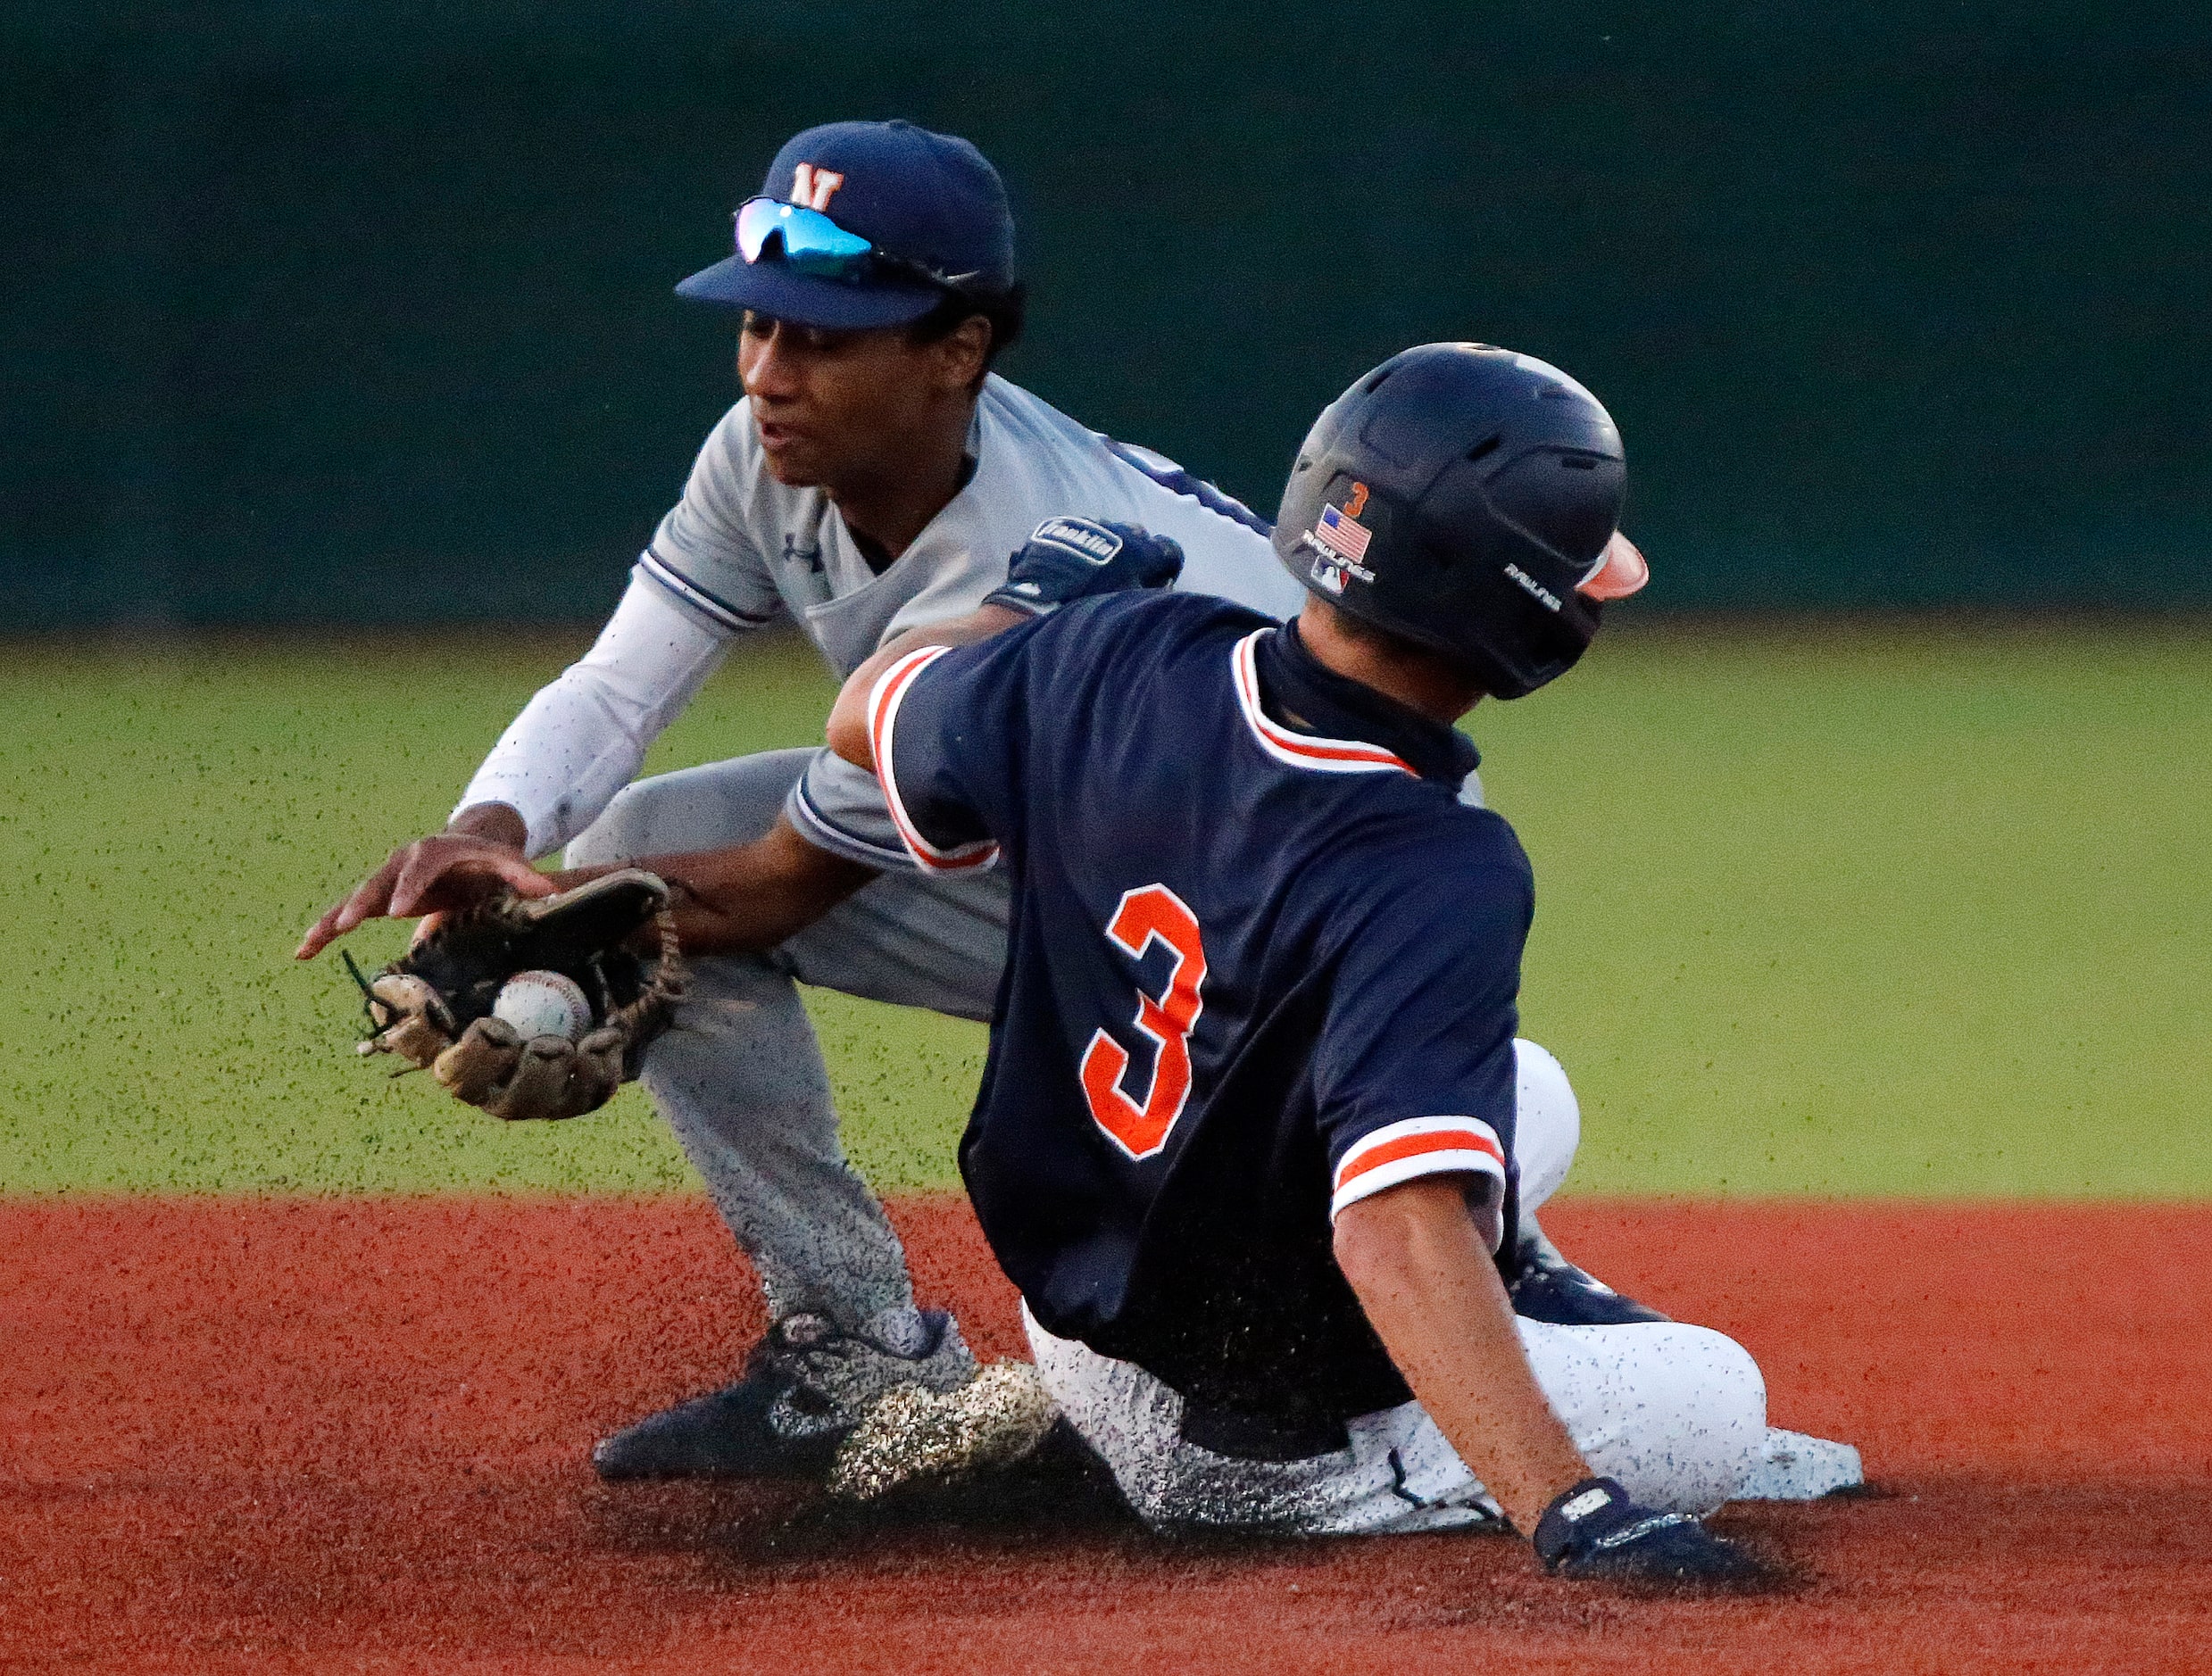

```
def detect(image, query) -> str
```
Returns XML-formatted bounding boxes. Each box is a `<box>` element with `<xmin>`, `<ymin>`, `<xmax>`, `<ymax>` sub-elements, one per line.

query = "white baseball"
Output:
<box><xmin>491</xmin><ymin>970</ymin><xmax>593</xmax><ymax>1042</ymax></box>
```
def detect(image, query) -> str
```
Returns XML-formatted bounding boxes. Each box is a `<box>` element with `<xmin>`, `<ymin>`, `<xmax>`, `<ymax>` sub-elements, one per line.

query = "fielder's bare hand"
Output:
<box><xmin>295</xmin><ymin>803</ymin><xmax>552</xmax><ymax>960</ymax></box>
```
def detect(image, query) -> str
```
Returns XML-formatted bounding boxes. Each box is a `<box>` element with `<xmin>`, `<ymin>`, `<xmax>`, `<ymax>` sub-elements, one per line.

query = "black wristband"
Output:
<box><xmin>1531</xmin><ymin>1476</ymin><xmax>1634</xmax><ymax>1567</ymax></box>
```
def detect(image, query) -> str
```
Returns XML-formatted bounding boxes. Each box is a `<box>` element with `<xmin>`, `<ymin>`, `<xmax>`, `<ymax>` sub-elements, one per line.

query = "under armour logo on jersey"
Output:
<box><xmin>790</xmin><ymin>164</ymin><xmax>846</xmax><ymax>211</ymax></box>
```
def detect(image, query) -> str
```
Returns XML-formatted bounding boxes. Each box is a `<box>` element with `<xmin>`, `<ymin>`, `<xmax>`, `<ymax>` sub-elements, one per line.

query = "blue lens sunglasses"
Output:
<box><xmin>734</xmin><ymin>197</ymin><xmax>985</xmax><ymax>291</ymax></box>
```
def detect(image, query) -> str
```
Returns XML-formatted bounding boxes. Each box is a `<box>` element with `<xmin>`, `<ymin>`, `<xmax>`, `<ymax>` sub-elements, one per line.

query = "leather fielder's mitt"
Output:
<box><xmin>345</xmin><ymin>868</ymin><xmax>683</xmax><ymax>1122</ymax></box>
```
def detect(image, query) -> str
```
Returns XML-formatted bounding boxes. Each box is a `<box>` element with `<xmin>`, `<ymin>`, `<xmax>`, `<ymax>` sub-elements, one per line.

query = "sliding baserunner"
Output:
<box><xmin>803</xmin><ymin>345</ymin><xmax>1778</xmax><ymax>1578</ymax></box>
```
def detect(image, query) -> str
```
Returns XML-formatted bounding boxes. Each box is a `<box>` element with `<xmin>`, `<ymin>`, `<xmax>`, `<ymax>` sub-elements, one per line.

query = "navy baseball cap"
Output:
<box><xmin>676</xmin><ymin>120</ymin><xmax>1017</xmax><ymax>328</ymax></box>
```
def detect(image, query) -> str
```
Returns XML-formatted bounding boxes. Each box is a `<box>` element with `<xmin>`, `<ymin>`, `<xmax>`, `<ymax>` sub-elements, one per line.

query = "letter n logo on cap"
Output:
<box><xmin>791</xmin><ymin>164</ymin><xmax>845</xmax><ymax>212</ymax></box>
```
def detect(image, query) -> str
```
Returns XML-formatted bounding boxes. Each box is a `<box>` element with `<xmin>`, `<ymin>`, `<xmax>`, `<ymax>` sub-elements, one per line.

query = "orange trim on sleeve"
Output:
<box><xmin>1335</xmin><ymin>1126</ymin><xmax>1503</xmax><ymax>1192</ymax></box>
<box><xmin>867</xmin><ymin>645</ymin><xmax>1001</xmax><ymax>874</ymax></box>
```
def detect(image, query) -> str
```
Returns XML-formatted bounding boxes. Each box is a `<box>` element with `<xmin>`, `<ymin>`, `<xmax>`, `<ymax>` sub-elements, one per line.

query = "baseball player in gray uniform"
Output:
<box><xmin>300</xmin><ymin>118</ymin><xmax>1857</xmax><ymax>1502</ymax></box>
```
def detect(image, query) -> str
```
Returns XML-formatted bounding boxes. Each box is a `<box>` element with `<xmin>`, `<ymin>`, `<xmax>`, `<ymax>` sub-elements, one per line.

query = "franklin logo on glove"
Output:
<box><xmin>1033</xmin><ymin>518</ymin><xmax>1123</xmax><ymax>563</ymax></box>
<box><xmin>980</xmin><ymin>518</ymin><xmax>1185</xmax><ymax>617</ymax></box>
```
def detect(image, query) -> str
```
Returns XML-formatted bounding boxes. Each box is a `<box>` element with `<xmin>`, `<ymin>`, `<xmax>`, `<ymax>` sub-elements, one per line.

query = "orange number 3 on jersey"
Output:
<box><xmin>1079</xmin><ymin>884</ymin><xmax>1209</xmax><ymax>1160</ymax></box>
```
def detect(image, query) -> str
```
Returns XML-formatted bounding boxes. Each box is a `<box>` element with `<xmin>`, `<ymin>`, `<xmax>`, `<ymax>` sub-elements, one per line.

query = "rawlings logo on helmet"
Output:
<box><xmin>1504</xmin><ymin>562</ymin><xmax>1565</xmax><ymax>612</ymax></box>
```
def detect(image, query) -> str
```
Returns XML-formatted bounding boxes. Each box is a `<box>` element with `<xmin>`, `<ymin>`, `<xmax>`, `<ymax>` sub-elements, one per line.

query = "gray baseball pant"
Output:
<box><xmin>564</xmin><ymin>748</ymin><xmax>1009</xmax><ymax>1328</ymax></box>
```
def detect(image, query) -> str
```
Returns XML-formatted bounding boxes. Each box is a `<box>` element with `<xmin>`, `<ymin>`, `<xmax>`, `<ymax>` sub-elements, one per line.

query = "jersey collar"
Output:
<box><xmin>1248</xmin><ymin>621</ymin><xmax>1481</xmax><ymax>786</ymax></box>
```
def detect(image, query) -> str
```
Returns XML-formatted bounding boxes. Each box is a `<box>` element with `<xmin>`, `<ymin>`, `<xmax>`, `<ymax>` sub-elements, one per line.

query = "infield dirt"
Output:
<box><xmin>7</xmin><ymin>1194</ymin><xmax>2208</xmax><ymax>1673</ymax></box>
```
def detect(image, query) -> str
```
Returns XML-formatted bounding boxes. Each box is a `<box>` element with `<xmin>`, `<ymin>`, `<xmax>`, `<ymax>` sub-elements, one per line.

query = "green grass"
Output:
<box><xmin>2</xmin><ymin>619</ymin><xmax>2205</xmax><ymax>1197</ymax></box>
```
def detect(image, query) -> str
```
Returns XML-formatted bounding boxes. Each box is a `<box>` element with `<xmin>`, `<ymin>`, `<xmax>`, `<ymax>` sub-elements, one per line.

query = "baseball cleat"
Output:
<box><xmin>826</xmin><ymin>1360</ymin><xmax>1061</xmax><ymax>1502</ymax></box>
<box><xmin>591</xmin><ymin>1307</ymin><xmax>977</xmax><ymax>1481</ymax></box>
<box><xmin>1505</xmin><ymin>1225</ymin><xmax>1670</xmax><ymax>1326</ymax></box>
<box><xmin>1734</xmin><ymin>1427</ymin><xmax>1866</xmax><ymax>1500</ymax></box>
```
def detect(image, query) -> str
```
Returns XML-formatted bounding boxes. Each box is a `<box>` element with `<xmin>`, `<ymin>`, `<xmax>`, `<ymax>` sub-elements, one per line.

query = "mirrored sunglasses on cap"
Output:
<box><xmin>734</xmin><ymin>196</ymin><xmax>984</xmax><ymax>291</ymax></box>
<box><xmin>1579</xmin><ymin>531</ymin><xmax>1649</xmax><ymax>601</ymax></box>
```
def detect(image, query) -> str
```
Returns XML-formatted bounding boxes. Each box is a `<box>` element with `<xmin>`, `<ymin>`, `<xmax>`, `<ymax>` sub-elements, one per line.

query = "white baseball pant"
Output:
<box><xmin>1022</xmin><ymin>1041</ymin><xmax>1770</xmax><ymax>1535</ymax></box>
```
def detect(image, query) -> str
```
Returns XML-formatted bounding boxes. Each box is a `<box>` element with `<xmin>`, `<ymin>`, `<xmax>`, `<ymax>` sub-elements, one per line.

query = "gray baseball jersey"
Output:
<box><xmin>461</xmin><ymin>373</ymin><xmax>1306</xmax><ymax>859</ymax></box>
<box><xmin>639</xmin><ymin>372</ymin><xmax>1303</xmax><ymax>673</ymax></box>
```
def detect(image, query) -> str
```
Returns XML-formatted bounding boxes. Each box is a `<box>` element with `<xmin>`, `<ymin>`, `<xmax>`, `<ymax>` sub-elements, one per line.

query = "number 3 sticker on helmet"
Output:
<box><xmin>1080</xmin><ymin>884</ymin><xmax>1208</xmax><ymax>1160</ymax></box>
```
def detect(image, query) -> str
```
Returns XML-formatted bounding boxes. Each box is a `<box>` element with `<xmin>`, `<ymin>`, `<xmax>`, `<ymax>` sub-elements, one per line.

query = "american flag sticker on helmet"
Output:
<box><xmin>1313</xmin><ymin>502</ymin><xmax>1372</xmax><ymax>562</ymax></box>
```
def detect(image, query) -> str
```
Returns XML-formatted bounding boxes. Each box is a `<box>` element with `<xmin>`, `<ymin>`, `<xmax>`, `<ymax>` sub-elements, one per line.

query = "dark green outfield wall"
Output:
<box><xmin>5</xmin><ymin>2</ymin><xmax>2208</xmax><ymax>626</ymax></box>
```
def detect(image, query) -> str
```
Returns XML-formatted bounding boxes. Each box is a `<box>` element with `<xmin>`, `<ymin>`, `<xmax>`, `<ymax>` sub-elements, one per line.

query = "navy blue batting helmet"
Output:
<box><xmin>1274</xmin><ymin>344</ymin><xmax>1638</xmax><ymax>700</ymax></box>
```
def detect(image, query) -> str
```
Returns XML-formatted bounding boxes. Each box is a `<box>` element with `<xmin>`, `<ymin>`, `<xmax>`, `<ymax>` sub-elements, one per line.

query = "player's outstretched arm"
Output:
<box><xmin>1334</xmin><ymin>1179</ymin><xmax>1590</xmax><ymax>1531</ymax></box>
<box><xmin>298</xmin><ymin>572</ymin><xmax>744</xmax><ymax>961</ymax></box>
<box><xmin>1335</xmin><ymin>1178</ymin><xmax>1767</xmax><ymax>1586</ymax></box>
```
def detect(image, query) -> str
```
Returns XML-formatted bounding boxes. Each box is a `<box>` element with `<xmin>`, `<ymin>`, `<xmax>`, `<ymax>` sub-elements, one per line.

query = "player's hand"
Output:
<box><xmin>1532</xmin><ymin>1477</ymin><xmax>1771</xmax><ymax>1589</ymax></box>
<box><xmin>981</xmin><ymin>517</ymin><xmax>1185</xmax><ymax>617</ymax></box>
<box><xmin>295</xmin><ymin>831</ymin><xmax>553</xmax><ymax>960</ymax></box>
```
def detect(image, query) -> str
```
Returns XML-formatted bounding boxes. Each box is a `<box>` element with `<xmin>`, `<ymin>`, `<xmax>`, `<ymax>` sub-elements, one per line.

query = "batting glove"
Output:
<box><xmin>1532</xmin><ymin>1477</ymin><xmax>1770</xmax><ymax>1589</ymax></box>
<box><xmin>982</xmin><ymin>517</ymin><xmax>1185</xmax><ymax>616</ymax></box>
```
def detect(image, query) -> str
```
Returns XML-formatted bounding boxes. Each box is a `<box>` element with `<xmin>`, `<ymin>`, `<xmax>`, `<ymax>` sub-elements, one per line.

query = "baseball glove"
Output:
<box><xmin>345</xmin><ymin>868</ymin><xmax>683</xmax><ymax>1122</ymax></box>
<box><xmin>979</xmin><ymin>517</ymin><xmax>1185</xmax><ymax>616</ymax></box>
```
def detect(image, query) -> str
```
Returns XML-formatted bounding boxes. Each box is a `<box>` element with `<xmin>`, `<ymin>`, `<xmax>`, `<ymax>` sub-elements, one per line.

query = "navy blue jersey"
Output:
<box><xmin>869</xmin><ymin>591</ymin><xmax>1534</xmax><ymax>1433</ymax></box>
